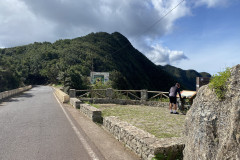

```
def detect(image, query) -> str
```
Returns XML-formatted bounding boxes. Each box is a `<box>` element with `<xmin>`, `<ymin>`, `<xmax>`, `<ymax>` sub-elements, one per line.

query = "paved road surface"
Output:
<box><xmin>0</xmin><ymin>86</ymin><xmax>105</xmax><ymax>160</ymax></box>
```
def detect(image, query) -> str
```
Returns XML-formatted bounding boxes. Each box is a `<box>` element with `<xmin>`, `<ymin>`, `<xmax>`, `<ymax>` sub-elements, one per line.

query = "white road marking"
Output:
<box><xmin>53</xmin><ymin>93</ymin><xmax>100</xmax><ymax>160</ymax></box>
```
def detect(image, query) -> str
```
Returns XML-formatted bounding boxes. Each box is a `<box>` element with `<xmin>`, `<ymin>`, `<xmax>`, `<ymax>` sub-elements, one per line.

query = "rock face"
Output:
<box><xmin>184</xmin><ymin>64</ymin><xmax>240</xmax><ymax>160</ymax></box>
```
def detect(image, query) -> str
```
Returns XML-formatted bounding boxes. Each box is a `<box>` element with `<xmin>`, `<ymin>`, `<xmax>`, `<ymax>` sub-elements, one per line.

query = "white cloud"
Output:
<box><xmin>146</xmin><ymin>44</ymin><xmax>188</xmax><ymax>65</ymax></box>
<box><xmin>1</xmin><ymin>0</ymin><xmax>228</xmax><ymax>66</ymax></box>
<box><xmin>0</xmin><ymin>0</ymin><xmax>190</xmax><ymax>45</ymax></box>
<box><xmin>0</xmin><ymin>0</ymin><xmax>56</xmax><ymax>47</ymax></box>
<box><xmin>194</xmin><ymin>0</ymin><xmax>230</xmax><ymax>8</ymax></box>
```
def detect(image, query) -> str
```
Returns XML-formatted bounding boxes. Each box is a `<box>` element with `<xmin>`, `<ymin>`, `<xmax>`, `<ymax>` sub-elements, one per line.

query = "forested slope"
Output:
<box><xmin>0</xmin><ymin>32</ymin><xmax>177</xmax><ymax>92</ymax></box>
<box><xmin>159</xmin><ymin>65</ymin><xmax>211</xmax><ymax>90</ymax></box>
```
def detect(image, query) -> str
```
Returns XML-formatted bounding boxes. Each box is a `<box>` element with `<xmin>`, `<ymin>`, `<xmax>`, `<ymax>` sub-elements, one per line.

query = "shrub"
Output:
<box><xmin>152</xmin><ymin>150</ymin><xmax>183</xmax><ymax>160</ymax></box>
<box><xmin>209</xmin><ymin>67</ymin><xmax>231</xmax><ymax>100</ymax></box>
<box><xmin>92</xmin><ymin>81</ymin><xmax>112</xmax><ymax>89</ymax></box>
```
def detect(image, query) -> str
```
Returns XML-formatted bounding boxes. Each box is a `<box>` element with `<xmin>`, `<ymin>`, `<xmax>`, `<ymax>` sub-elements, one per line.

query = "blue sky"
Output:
<box><xmin>0</xmin><ymin>0</ymin><xmax>239</xmax><ymax>75</ymax></box>
<box><xmin>162</xmin><ymin>1</ymin><xmax>240</xmax><ymax>74</ymax></box>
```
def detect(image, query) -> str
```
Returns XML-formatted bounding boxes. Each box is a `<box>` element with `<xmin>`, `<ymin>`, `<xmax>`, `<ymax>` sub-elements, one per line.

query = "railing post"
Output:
<box><xmin>69</xmin><ymin>89</ymin><xmax>76</xmax><ymax>98</ymax></box>
<box><xmin>141</xmin><ymin>89</ymin><xmax>148</xmax><ymax>101</ymax></box>
<box><xmin>106</xmin><ymin>88</ymin><xmax>114</xmax><ymax>99</ymax></box>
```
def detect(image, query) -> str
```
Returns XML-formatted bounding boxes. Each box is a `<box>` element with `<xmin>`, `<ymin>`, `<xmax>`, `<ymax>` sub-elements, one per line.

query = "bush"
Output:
<box><xmin>152</xmin><ymin>150</ymin><xmax>183</xmax><ymax>160</ymax></box>
<box><xmin>209</xmin><ymin>68</ymin><xmax>231</xmax><ymax>100</ymax></box>
<box><xmin>92</xmin><ymin>81</ymin><xmax>112</xmax><ymax>89</ymax></box>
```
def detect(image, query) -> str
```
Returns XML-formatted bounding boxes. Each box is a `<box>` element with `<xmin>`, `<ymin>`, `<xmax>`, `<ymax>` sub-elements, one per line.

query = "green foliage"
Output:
<box><xmin>52</xmin><ymin>84</ymin><xmax>63</xmax><ymax>88</ymax></box>
<box><xmin>92</xmin><ymin>81</ymin><xmax>112</xmax><ymax>90</ymax></box>
<box><xmin>209</xmin><ymin>68</ymin><xmax>231</xmax><ymax>100</ymax></box>
<box><xmin>91</xmin><ymin>104</ymin><xmax>100</xmax><ymax>109</ymax></box>
<box><xmin>160</xmin><ymin>98</ymin><xmax>170</xmax><ymax>102</ymax></box>
<box><xmin>159</xmin><ymin>64</ymin><xmax>211</xmax><ymax>90</ymax></box>
<box><xmin>0</xmin><ymin>68</ymin><xmax>21</xmax><ymax>92</ymax></box>
<box><xmin>84</xmin><ymin>101</ymin><xmax>91</xmax><ymax>104</ymax></box>
<box><xmin>148</xmin><ymin>98</ymin><xmax>169</xmax><ymax>102</ymax></box>
<box><xmin>113</xmin><ymin>91</ymin><xmax>131</xmax><ymax>100</ymax></box>
<box><xmin>89</xmin><ymin>81</ymin><xmax>112</xmax><ymax>98</ymax></box>
<box><xmin>152</xmin><ymin>151</ymin><xmax>183</xmax><ymax>160</ymax></box>
<box><xmin>0</xmin><ymin>32</ymin><xmax>177</xmax><ymax>91</ymax></box>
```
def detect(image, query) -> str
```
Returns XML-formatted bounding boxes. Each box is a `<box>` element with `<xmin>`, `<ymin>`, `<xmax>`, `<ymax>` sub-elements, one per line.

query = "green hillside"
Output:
<box><xmin>159</xmin><ymin>65</ymin><xmax>211</xmax><ymax>90</ymax></box>
<box><xmin>0</xmin><ymin>32</ymin><xmax>179</xmax><ymax>92</ymax></box>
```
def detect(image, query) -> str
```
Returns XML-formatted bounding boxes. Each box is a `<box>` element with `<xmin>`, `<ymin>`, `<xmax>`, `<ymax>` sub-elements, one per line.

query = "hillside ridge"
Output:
<box><xmin>0</xmin><ymin>32</ymin><xmax>209</xmax><ymax>92</ymax></box>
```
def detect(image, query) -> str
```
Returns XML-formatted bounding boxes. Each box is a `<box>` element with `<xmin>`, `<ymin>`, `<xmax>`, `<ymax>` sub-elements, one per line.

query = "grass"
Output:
<box><xmin>96</xmin><ymin>104</ymin><xmax>186</xmax><ymax>138</ymax></box>
<box><xmin>91</xmin><ymin>104</ymin><xmax>101</xmax><ymax>109</ymax></box>
<box><xmin>52</xmin><ymin>84</ymin><xmax>63</xmax><ymax>88</ymax></box>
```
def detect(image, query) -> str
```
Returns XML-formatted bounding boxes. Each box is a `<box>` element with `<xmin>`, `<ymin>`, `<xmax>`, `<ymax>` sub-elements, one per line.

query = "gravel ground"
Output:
<box><xmin>94</xmin><ymin>104</ymin><xmax>186</xmax><ymax>138</ymax></box>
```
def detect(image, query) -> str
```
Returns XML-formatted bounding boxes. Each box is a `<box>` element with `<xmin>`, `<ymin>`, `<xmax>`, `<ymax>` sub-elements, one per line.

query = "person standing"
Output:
<box><xmin>169</xmin><ymin>83</ymin><xmax>182</xmax><ymax>114</ymax></box>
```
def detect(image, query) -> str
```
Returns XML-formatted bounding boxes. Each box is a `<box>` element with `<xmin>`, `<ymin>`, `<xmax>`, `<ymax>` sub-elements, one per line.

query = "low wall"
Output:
<box><xmin>69</xmin><ymin>100</ymin><xmax>184</xmax><ymax>160</ymax></box>
<box><xmin>0</xmin><ymin>86</ymin><xmax>32</xmax><ymax>101</ymax></box>
<box><xmin>70</xmin><ymin>98</ymin><xmax>81</xmax><ymax>109</ymax></box>
<box><xmin>53</xmin><ymin>88</ymin><xmax>70</xmax><ymax>103</ymax></box>
<box><xmin>103</xmin><ymin>116</ymin><xmax>184</xmax><ymax>160</ymax></box>
<box><xmin>79</xmin><ymin>103</ymin><xmax>102</xmax><ymax>123</ymax></box>
<box><xmin>79</xmin><ymin>98</ymin><xmax>169</xmax><ymax>108</ymax></box>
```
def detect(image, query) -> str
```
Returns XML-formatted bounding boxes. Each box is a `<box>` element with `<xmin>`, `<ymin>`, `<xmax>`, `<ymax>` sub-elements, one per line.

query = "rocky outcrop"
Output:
<box><xmin>184</xmin><ymin>65</ymin><xmax>240</xmax><ymax>160</ymax></box>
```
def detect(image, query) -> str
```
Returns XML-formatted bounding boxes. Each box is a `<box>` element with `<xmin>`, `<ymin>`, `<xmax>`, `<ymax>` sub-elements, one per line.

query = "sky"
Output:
<box><xmin>0</xmin><ymin>0</ymin><xmax>240</xmax><ymax>75</ymax></box>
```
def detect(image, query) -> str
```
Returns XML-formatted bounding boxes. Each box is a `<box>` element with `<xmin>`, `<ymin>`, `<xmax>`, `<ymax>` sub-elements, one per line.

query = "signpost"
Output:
<box><xmin>90</xmin><ymin>72</ymin><xmax>109</xmax><ymax>84</ymax></box>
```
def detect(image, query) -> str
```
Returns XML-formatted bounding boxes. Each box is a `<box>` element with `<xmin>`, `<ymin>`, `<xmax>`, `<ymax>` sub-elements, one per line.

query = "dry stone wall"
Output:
<box><xmin>184</xmin><ymin>64</ymin><xmax>240</xmax><ymax>160</ymax></box>
<box><xmin>70</xmin><ymin>100</ymin><xmax>185</xmax><ymax>160</ymax></box>
<box><xmin>80</xmin><ymin>98</ymin><xmax>169</xmax><ymax>108</ymax></box>
<box><xmin>104</xmin><ymin>116</ymin><xmax>184</xmax><ymax>160</ymax></box>
<box><xmin>79</xmin><ymin>103</ymin><xmax>102</xmax><ymax>123</ymax></box>
<box><xmin>70</xmin><ymin>98</ymin><xmax>184</xmax><ymax>160</ymax></box>
<box><xmin>70</xmin><ymin>98</ymin><xmax>81</xmax><ymax>109</ymax></box>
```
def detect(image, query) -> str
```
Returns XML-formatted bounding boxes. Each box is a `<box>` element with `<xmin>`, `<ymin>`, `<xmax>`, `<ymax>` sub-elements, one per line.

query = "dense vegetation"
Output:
<box><xmin>159</xmin><ymin>65</ymin><xmax>211</xmax><ymax>90</ymax></box>
<box><xmin>209</xmin><ymin>67</ymin><xmax>231</xmax><ymax>100</ymax></box>
<box><xmin>0</xmin><ymin>32</ymin><xmax>210</xmax><ymax>92</ymax></box>
<box><xmin>0</xmin><ymin>68</ymin><xmax>21</xmax><ymax>92</ymax></box>
<box><xmin>0</xmin><ymin>32</ymin><xmax>177</xmax><ymax>92</ymax></box>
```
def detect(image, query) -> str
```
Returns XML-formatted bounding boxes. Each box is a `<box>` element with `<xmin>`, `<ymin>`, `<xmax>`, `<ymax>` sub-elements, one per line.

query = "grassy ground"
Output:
<box><xmin>94</xmin><ymin>104</ymin><xmax>186</xmax><ymax>138</ymax></box>
<box><xmin>51</xmin><ymin>84</ymin><xmax>63</xmax><ymax>88</ymax></box>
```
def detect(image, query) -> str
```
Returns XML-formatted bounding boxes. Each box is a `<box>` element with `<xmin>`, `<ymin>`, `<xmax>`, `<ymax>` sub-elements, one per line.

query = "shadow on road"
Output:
<box><xmin>0</xmin><ymin>92</ymin><xmax>34</xmax><ymax>104</ymax></box>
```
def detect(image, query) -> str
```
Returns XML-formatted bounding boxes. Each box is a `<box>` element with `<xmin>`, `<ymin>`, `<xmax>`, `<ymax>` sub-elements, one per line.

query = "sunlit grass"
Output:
<box><xmin>96</xmin><ymin>104</ymin><xmax>186</xmax><ymax>138</ymax></box>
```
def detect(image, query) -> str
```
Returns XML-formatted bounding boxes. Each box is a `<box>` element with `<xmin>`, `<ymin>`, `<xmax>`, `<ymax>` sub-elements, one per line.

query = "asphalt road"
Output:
<box><xmin>0</xmin><ymin>86</ymin><xmax>104</xmax><ymax>160</ymax></box>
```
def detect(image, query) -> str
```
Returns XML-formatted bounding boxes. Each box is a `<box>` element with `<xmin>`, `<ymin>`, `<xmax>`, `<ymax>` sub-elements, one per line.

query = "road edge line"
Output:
<box><xmin>53</xmin><ymin>93</ymin><xmax>99</xmax><ymax>160</ymax></box>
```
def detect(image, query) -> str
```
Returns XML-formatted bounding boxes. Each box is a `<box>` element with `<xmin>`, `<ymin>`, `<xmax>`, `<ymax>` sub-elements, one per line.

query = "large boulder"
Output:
<box><xmin>183</xmin><ymin>65</ymin><xmax>240</xmax><ymax>160</ymax></box>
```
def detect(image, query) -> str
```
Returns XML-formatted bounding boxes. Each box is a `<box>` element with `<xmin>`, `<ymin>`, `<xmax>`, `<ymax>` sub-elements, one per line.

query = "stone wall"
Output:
<box><xmin>70</xmin><ymin>98</ymin><xmax>81</xmax><ymax>109</ymax></box>
<box><xmin>79</xmin><ymin>103</ymin><xmax>102</xmax><ymax>123</ymax></box>
<box><xmin>70</xmin><ymin>98</ymin><xmax>184</xmax><ymax>160</ymax></box>
<box><xmin>53</xmin><ymin>88</ymin><xmax>70</xmax><ymax>103</ymax></box>
<box><xmin>103</xmin><ymin>116</ymin><xmax>184</xmax><ymax>160</ymax></box>
<box><xmin>0</xmin><ymin>86</ymin><xmax>32</xmax><ymax>101</ymax></box>
<box><xmin>184</xmin><ymin>64</ymin><xmax>240</xmax><ymax>160</ymax></box>
<box><xmin>79</xmin><ymin>98</ymin><xmax>169</xmax><ymax>108</ymax></box>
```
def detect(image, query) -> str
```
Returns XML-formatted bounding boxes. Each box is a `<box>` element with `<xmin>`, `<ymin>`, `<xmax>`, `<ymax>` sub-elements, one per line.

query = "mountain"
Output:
<box><xmin>0</xmin><ymin>32</ymin><xmax>180</xmax><ymax>92</ymax></box>
<box><xmin>158</xmin><ymin>65</ymin><xmax>211</xmax><ymax>90</ymax></box>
